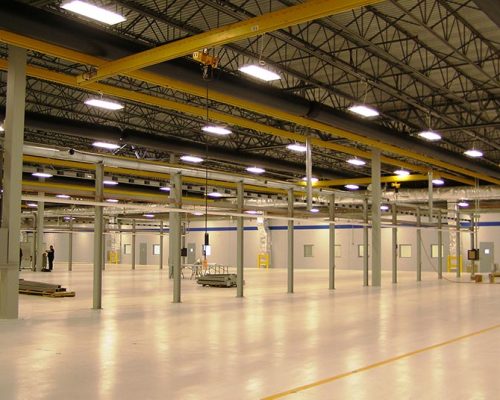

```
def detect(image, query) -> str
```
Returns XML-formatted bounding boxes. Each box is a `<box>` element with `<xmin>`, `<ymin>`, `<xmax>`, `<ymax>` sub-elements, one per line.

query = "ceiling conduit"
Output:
<box><xmin>1</xmin><ymin>2</ymin><xmax>499</xmax><ymax>181</ymax></box>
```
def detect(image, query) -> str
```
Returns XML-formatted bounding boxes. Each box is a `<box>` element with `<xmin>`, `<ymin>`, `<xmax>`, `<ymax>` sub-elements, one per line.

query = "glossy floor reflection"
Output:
<box><xmin>1</xmin><ymin>266</ymin><xmax>500</xmax><ymax>400</ymax></box>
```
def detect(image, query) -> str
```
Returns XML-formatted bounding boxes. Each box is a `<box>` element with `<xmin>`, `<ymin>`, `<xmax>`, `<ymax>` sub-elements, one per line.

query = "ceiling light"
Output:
<box><xmin>345</xmin><ymin>184</ymin><xmax>359</xmax><ymax>190</ymax></box>
<box><xmin>239</xmin><ymin>64</ymin><xmax>280</xmax><ymax>81</ymax></box>
<box><xmin>32</xmin><ymin>172</ymin><xmax>53</xmax><ymax>178</ymax></box>
<box><xmin>143</xmin><ymin>214</ymin><xmax>155</xmax><ymax>218</ymax></box>
<box><xmin>103</xmin><ymin>180</ymin><xmax>119</xmax><ymax>186</ymax></box>
<box><xmin>302</xmin><ymin>177</ymin><xmax>319</xmax><ymax>183</ymax></box>
<box><xmin>0</xmin><ymin>125</ymin><xmax>4</xmax><ymax>132</ymax></box>
<box><xmin>180</xmin><ymin>155</ymin><xmax>203</xmax><ymax>163</ymax></box>
<box><xmin>418</xmin><ymin>130</ymin><xmax>441</xmax><ymax>141</ymax></box>
<box><xmin>27</xmin><ymin>203</ymin><xmax>38</xmax><ymax>208</ymax></box>
<box><xmin>310</xmin><ymin>208</ymin><xmax>320</xmax><ymax>213</ymax></box>
<box><xmin>348</xmin><ymin>105</ymin><xmax>379</xmax><ymax>117</ymax></box>
<box><xmin>464</xmin><ymin>149</ymin><xmax>483</xmax><ymax>158</ymax></box>
<box><xmin>347</xmin><ymin>158</ymin><xmax>366</xmax><ymax>166</ymax></box>
<box><xmin>380</xmin><ymin>205</ymin><xmax>390</xmax><ymax>211</ymax></box>
<box><xmin>245</xmin><ymin>210</ymin><xmax>263</xmax><ymax>215</ymax></box>
<box><xmin>246</xmin><ymin>166</ymin><xmax>265</xmax><ymax>174</ymax></box>
<box><xmin>207</xmin><ymin>192</ymin><xmax>223</xmax><ymax>198</ymax></box>
<box><xmin>394</xmin><ymin>169</ymin><xmax>410</xmax><ymax>177</ymax></box>
<box><xmin>61</xmin><ymin>1</ymin><xmax>126</xmax><ymax>25</ymax></box>
<box><xmin>56</xmin><ymin>194</ymin><xmax>70</xmax><ymax>199</ymax></box>
<box><xmin>458</xmin><ymin>201</ymin><xmax>469</xmax><ymax>207</ymax></box>
<box><xmin>202</xmin><ymin>125</ymin><xmax>232</xmax><ymax>135</ymax></box>
<box><xmin>432</xmin><ymin>179</ymin><xmax>445</xmax><ymax>186</ymax></box>
<box><xmin>159</xmin><ymin>186</ymin><xmax>171</xmax><ymax>192</ymax></box>
<box><xmin>286</xmin><ymin>143</ymin><xmax>307</xmax><ymax>152</ymax></box>
<box><xmin>25</xmin><ymin>145</ymin><xmax>60</xmax><ymax>152</ymax></box>
<box><xmin>63</xmin><ymin>216</ymin><xmax>75</xmax><ymax>221</ymax></box>
<box><xmin>84</xmin><ymin>98</ymin><xmax>123</xmax><ymax>110</ymax></box>
<box><xmin>192</xmin><ymin>212</ymin><xmax>204</xmax><ymax>216</ymax></box>
<box><xmin>93</xmin><ymin>141</ymin><xmax>120</xmax><ymax>150</ymax></box>
<box><xmin>106</xmin><ymin>199</ymin><xmax>119</xmax><ymax>203</ymax></box>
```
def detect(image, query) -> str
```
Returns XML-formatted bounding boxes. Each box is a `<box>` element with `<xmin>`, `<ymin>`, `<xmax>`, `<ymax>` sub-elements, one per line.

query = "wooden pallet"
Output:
<box><xmin>19</xmin><ymin>279</ymin><xmax>75</xmax><ymax>297</ymax></box>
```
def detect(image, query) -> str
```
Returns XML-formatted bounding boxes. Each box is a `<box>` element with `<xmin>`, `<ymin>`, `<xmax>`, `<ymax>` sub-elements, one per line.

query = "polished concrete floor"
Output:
<box><xmin>1</xmin><ymin>265</ymin><xmax>500</xmax><ymax>399</ymax></box>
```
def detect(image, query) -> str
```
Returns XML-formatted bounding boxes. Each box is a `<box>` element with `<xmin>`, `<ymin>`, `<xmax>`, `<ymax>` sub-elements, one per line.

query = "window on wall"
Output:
<box><xmin>153</xmin><ymin>244</ymin><xmax>161</xmax><ymax>255</ymax></box>
<box><xmin>399</xmin><ymin>244</ymin><xmax>412</xmax><ymax>258</ymax></box>
<box><xmin>124</xmin><ymin>244</ymin><xmax>132</xmax><ymax>254</ymax></box>
<box><xmin>304</xmin><ymin>244</ymin><xmax>314</xmax><ymax>257</ymax></box>
<box><xmin>334</xmin><ymin>244</ymin><xmax>341</xmax><ymax>258</ymax></box>
<box><xmin>358</xmin><ymin>244</ymin><xmax>367</xmax><ymax>257</ymax></box>
<box><xmin>431</xmin><ymin>244</ymin><xmax>444</xmax><ymax>258</ymax></box>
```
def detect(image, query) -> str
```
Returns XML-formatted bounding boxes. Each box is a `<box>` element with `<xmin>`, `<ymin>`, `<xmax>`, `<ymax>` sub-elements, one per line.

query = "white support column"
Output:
<box><xmin>170</xmin><ymin>172</ymin><xmax>182</xmax><ymax>303</ymax></box>
<box><xmin>0</xmin><ymin>46</ymin><xmax>26</xmax><ymax>319</ymax></box>
<box><xmin>93</xmin><ymin>162</ymin><xmax>104</xmax><ymax>309</ymax></box>
<box><xmin>68</xmin><ymin>217</ymin><xmax>73</xmax><ymax>271</ymax></box>
<box><xmin>392</xmin><ymin>205</ymin><xmax>398</xmax><ymax>284</ymax></box>
<box><xmin>329</xmin><ymin>194</ymin><xmax>335</xmax><ymax>290</ymax></box>
<box><xmin>287</xmin><ymin>188</ymin><xmax>294</xmax><ymax>294</ymax></box>
<box><xmin>131</xmin><ymin>220</ymin><xmax>136</xmax><ymax>270</ymax></box>
<box><xmin>438</xmin><ymin>210</ymin><xmax>443</xmax><ymax>279</ymax></box>
<box><xmin>470</xmin><ymin>213</ymin><xmax>476</xmax><ymax>276</ymax></box>
<box><xmin>35</xmin><ymin>195</ymin><xmax>44</xmax><ymax>271</ymax></box>
<box><xmin>428</xmin><ymin>171</ymin><xmax>433</xmax><ymax>223</ymax></box>
<box><xmin>159</xmin><ymin>220</ymin><xmax>164</xmax><ymax>270</ymax></box>
<box><xmin>363</xmin><ymin>198</ymin><xmax>369</xmax><ymax>287</ymax></box>
<box><xmin>456</xmin><ymin>207</ymin><xmax>461</xmax><ymax>278</ymax></box>
<box><xmin>416</xmin><ymin>207</ymin><xmax>422</xmax><ymax>282</ymax></box>
<box><xmin>236</xmin><ymin>181</ymin><xmax>244</xmax><ymax>297</ymax></box>
<box><xmin>305</xmin><ymin>136</ymin><xmax>313</xmax><ymax>211</ymax></box>
<box><xmin>371</xmin><ymin>148</ymin><xmax>382</xmax><ymax>287</ymax></box>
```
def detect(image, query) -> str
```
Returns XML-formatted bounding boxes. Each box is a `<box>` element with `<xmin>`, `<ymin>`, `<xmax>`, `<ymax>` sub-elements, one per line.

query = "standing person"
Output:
<box><xmin>46</xmin><ymin>245</ymin><xmax>55</xmax><ymax>271</ymax></box>
<box><xmin>19</xmin><ymin>247</ymin><xmax>23</xmax><ymax>270</ymax></box>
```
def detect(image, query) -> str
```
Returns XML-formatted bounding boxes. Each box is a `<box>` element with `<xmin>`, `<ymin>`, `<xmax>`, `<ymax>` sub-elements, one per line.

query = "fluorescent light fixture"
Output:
<box><xmin>458</xmin><ymin>201</ymin><xmax>469</xmax><ymax>207</ymax></box>
<box><xmin>61</xmin><ymin>1</ymin><xmax>126</xmax><ymax>25</ymax></box>
<box><xmin>302</xmin><ymin>177</ymin><xmax>319</xmax><ymax>183</ymax></box>
<box><xmin>394</xmin><ymin>169</ymin><xmax>410</xmax><ymax>177</ymax></box>
<box><xmin>345</xmin><ymin>184</ymin><xmax>359</xmax><ymax>190</ymax></box>
<box><xmin>143</xmin><ymin>214</ymin><xmax>155</xmax><ymax>218</ymax></box>
<box><xmin>202</xmin><ymin>125</ymin><xmax>232</xmax><ymax>135</ymax></box>
<box><xmin>418</xmin><ymin>130</ymin><xmax>441</xmax><ymax>141</ymax></box>
<box><xmin>432</xmin><ymin>179</ymin><xmax>445</xmax><ymax>186</ymax></box>
<box><xmin>239</xmin><ymin>64</ymin><xmax>280</xmax><ymax>81</ymax></box>
<box><xmin>159</xmin><ymin>186</ymin><xmax>171</xmax><ymax>192</ymax></box>
<box><xmin>310</xmin><ymin>208</ymin><xmax>320</xmax><ymax>213</ymax></box>
<box><xmin>63</xmin><ymin>216</ymin><xmax>75</xmax><ymax>221</ymax></box>
<box><xmin>84</xmin><ymin>98</ymin><xmax>124</xmax><ymax>110</ymax></box>
<box><xmin>464</xmin><ymin>149</ymin><xmax>483</xmax><ymax>158</ymax></box>
<box><xmin>103</xmin><ymin>180</ymin><xmax>119</xmax><ymax>186</ymax></box>
<box><xmin>180</xmin><ymin>155</ymin><xmax>203</xmax><ymax>163</ymax></box>
<box><xmin>93</xmin><ymin>141</ymin><xmax>120</xmax><ymax>150</ymax></box>
<box><xmin>106</xmin><ymin>199</ymin><xmax>119</xmax><ymax>203</ymax></box>
<box><xmin>286</xmin><ymin>143</ymin><xmax>307</xmax><ymax>152</ymax></box>
<box><xmin>246</xmin><ymin>166</ymin><xmax>265</xmax><ymax>174</ymax></box>
<box><xmin>207</xmin><ymin>192</ymin><xmax>223</xmax><ymax>198</ymax></box>
<box><xmin>347</xmin><ymin>158</ymin><xmax>366</xmax><ymax>166</ymax></box>
<box><xmin>245</xmin><ymin>210</ymin><xmax>263</xmax><ymax>215</ymax></box>
<box><xmin>25</xmin><ymin>145</ymin><xmax>60</xmax><ymax>152</ymax></box>
<box><xmin>27</xmin><ymin>203</ymin><xmax>38</xmax><ymax>208</ymax></box>
<box><xmin>32</xmin><ymin>172</ymin><xmax>53</xmax><ymax>178</ymax></box>
<box><xmin>348</xmin><ymin>105</ymin><xmax>379</xmax><ymax>117</ymax></box>
<box><xmin>192</xmin><ymin>212</ymin><xmax>204</xmax><ymax>216</ymax></box>
<box><xmin>0</xmin><ymin>125</ymin><xmax>4</xmax><ymax>132</ymax></box>
<box><xmin>56</xmin><ymin>194</ymin><xmax>70</xmax><ymax>199</ymax></box>
<box><xmin>380</xmin><ymin>205</ymin><xmax>390</xmax><ymax>211</ymax></box>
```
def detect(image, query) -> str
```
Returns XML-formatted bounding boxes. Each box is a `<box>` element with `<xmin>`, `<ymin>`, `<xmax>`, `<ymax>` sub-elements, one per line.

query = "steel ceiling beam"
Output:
<box><xmin>315</xmin><ymin>174</ymin><xmax>431</xmax><ymax>188</ymax></box>
<box><xmin>76</xmin><ymin>0</ymin><xmax>385</xmax><ymax>85</ymax></box>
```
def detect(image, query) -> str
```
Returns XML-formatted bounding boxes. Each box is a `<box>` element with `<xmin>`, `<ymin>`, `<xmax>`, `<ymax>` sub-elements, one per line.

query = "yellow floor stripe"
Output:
<box><xmin>261</xmin><ymin>322</ymin><xmax>500</xmax><ymax>400</ymax></box>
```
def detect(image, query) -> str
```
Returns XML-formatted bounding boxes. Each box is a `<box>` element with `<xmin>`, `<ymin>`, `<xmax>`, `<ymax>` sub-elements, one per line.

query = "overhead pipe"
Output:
<box><xmin>0</xmin><ymin>3</ymin><xmax>499</xmax><ymax>180</ymax></box>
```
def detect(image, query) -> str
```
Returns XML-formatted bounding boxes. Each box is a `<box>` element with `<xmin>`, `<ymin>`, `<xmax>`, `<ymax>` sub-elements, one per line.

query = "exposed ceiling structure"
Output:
<box><xmin>0</xmin><ymin>0</ymin><xmax>499</xmax><ymax>217</ymax></box>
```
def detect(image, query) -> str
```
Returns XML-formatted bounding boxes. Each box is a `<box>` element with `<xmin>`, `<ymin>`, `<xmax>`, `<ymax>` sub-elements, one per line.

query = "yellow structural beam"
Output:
<box><xmin>314</xmin><ymin>174</ymin><xmax>431</xmax><ymax>188</ymax></box>
<box><xmin>0</xmin><ymin>33</ymin><xmax>487</xmax><ymax>185</ymax></box>
<box><xmin>76</xmin><ymin>0</ymin><xmax>384</xmax><ymax>84</ymax></box>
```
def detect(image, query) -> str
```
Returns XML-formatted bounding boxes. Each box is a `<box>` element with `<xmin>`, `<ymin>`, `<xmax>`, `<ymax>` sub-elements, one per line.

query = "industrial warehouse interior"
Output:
<box><xmin>0</xmin><ymin>0</ymin><xmax>499</xmax><ymax>399</ymax></box>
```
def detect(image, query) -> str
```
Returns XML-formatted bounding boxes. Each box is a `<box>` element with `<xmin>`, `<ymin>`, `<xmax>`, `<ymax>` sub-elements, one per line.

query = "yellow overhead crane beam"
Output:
<box><xmin>76</xmin><ymin>0</ymin><xmax>385</xmax><ymax>84</ymax></box>
<box><xmin>314</xmin><ymin>174</ymin><xmax>431</xmax><ymax>187</ymax></box>
<box><xmin>0</xmin><ymin>32</ymin><xmax>484</xmax><ymax>186</ymax></box>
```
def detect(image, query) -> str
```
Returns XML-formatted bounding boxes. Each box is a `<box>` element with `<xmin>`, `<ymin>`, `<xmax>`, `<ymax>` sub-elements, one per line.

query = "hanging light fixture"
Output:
<box><xmin>348</xmin><ymin>81</ymin><xmax>379</xmax><ymax>117</ymax></box>
<box><xmin>458</xmin><ymin>201</ymin><xmax>469</xmax><ymax>207</ymax></box>
<box><xmin>464</xmin><ymin>149</ymin><xmax>483</xmax><ymax>158</ymax></box>
<box><xmin>32</xmin><ymin>172</ymin><xmax>53</xmax><ymax>178</ymax></box>
<box><xmin>347</xmin><ymin>158</ymin><xmax>366</xmax><ymax>166</ymax></box>
<box><xmin>239</xmin><ymin>35</ymin><xmax>280</xmax><ymax>82</ymax></box>
<box><xmin>61</xmin><ymin>1</ymin><xmax>126</xmax><ymax>25</ymax></box>
<box><xmin>246</xmin><ymin>166</ymin><xmax>265</xmax><ymax>174</ymax></box>
<box><xmin>180</xmin><ymin>155</ymin><xmax>203</xmax><ymax>163</ymax></box>
<box><xmin>345</xmin><ymin>184</ymin><xmax>360</xmax><ymax>190</ymax></box>
<box><xmin>84</xmin><ymin>98</ymin><xmax>123</xmax><ymax>110</ymax></box>
<box><xmin>418</xmin><ymin>112</ymin><xmax>441</xmax><ymax>141</ymax></box>
<box><xmin>93</xmin><ymin>141</ymin><xmax>120</xmax><ymax>150</ymax></box>
<box><xmin>432</xmin><ymin>178</ymin><xmax>445</xmax><ymax>186</ymax></box>
<box><xmin>394</xmin><ymin>169</ymin><xmax>410</xmax><ymax>177</ymax></box>
<box><xmin>202</xmin><ymin>125</ymin><xmax>232</xmax><ymax>135</ymax></box>
<box><xmin>287</xmin><ymin>143</ymin><xmax>307</xmax><ymax>152</ymax></box>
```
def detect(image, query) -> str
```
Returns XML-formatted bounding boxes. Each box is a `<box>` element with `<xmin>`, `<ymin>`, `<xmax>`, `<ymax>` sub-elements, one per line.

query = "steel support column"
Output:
<box><xmin>131</xmin><ymin>220</ymin><xmax>136</xmax><ymax>270</ymax></box>
<box><xmin>392</xmin><ymin>205</ymin><xmax>398</xmax><ymax>284</ymax></box>
<box><xmin>363</xmin><ymin>198</ymin><xmax>369</xmax><ymax>287</ymax></box>
<box><xmin>329</xmin><ymin>194</ymin><xmax>336</xmax><ymax>290</ymax></box>
<box><xmin>35</xmin><ymin>194</ymin><xmax>44</xmax><ymax>271</ymax></box>
<box><xmin>68</xmin><ymin>217</ymin><xmax>73</xmax><ymax>271</ymax></box>
<box><xmin>287</xmin><ymin>188</ymin><xmax>294</xmax><ymax>294</ymax></box>
<box><xmin>438</xmin><ymin>210</ymin><xmax>443</xmax><ymax>279</ymax></box>
<box><xmin>416</xmin><ymin>207</ymin><xmax>422</xmax><ymax>282</ymax></box>
<box><xmin>159</xmin><ymin>220</ymin><xmax>164</xmax><ymax>270</ymax></box>
<box><xmin>0</xmin><ymin>45</ymin><xmax>26</xmax><ymax>319</ymax></box>
<box><xmin>236</xmin><ymin>181</ymin><xmax>244</xmax><ymax>297</ymax></box>
<box><xmin>93</xmin><ymin>162</ymin><xmax>104</xmax><ymax>310</ymax></box>
<box><xmin>428</xmin><ymin>171</ymin><xmax>433</xmax><ymax>223</ymax></box>
<box><xmin>456</xmin><ymin>207</ymin><xmax>461</xmax><ymax>278</ymax></box>
<box><xmin>170</xmin><ymin>172</ymin><xmax>182</xmax><ymax>303</ymax></box>
<box><xmin>371</xmin><ymin>148</ymin><xmax>382</xmax><ymax>287</ymax></box>
<box><xmin>470</xmin><ymin>213</ymin><xmax>476</xmax><ymax>276</ymax></box>
<box><xmin>306</xmin><ymin>136</ymin><xmax>312</xmax><ymax>211</ymax></box>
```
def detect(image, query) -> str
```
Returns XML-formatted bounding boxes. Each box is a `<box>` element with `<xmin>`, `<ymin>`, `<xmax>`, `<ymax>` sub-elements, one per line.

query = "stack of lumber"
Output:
<box><xmin>19</xmin><ymin>279</ymin><xmax>76</xmax><ymax>297</ymax></box>
<box><xmin>197</xmin><ymin>274</ymin><xmax>238</xmax><ymax>288</ymax></box>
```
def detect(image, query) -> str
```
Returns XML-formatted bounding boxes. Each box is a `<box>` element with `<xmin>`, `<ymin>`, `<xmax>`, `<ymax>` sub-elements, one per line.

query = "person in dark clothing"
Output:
<box><xmin>19</xmin><ymin>248</ymin><xmax>23</xmax><ymax>270</ymax></box>
<box><xmin>46</xmin><ymin>245</ymin><xmax>55</xmax><ymax>271</ymax></box>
